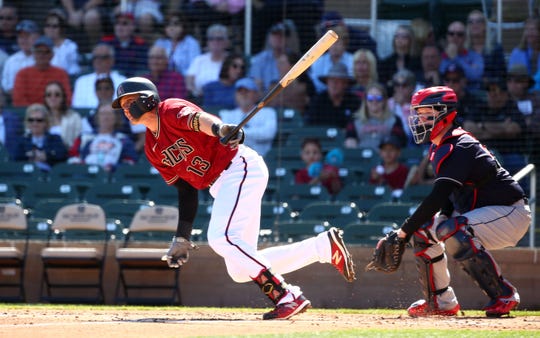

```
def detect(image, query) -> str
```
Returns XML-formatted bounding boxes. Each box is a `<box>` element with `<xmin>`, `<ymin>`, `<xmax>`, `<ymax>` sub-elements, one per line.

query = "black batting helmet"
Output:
<box><xmin>112</xmin><ymin>77</ymin><xmax>160</xmax><ymax>118</ymax></box>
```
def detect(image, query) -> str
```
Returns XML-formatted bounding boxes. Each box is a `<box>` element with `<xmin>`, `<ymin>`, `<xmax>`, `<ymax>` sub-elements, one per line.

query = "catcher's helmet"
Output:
<box><xmin>408</xmin><ymin>86</ymin><xmax>458</xmax><ymax>144</ymax></box>
<box><xmin>112</xmin><ymin>77</ymin><xmax>160</xmax><ymax>118</ymax></box>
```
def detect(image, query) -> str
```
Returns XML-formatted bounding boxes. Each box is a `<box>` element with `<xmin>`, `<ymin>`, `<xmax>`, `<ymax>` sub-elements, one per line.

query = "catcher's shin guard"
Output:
<box><xmin>252</xmin><ymin>268</ymin><xmax>289</xmax><ymax>305</ymax></box>
<box><xmin>412</xmin><ymin>230</ymin><xmax>457</xmax><ymax>313</ymax></box>
<box><xmin>437</xmin><ymin>216</ymin><xmax>515</xmax><ymax>301</ymax></box>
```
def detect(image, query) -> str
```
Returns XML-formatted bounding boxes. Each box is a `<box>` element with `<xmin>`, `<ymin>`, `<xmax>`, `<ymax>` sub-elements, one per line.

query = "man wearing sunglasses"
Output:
<box><xmin>439</xmin><ymin>21</ymin><xmax>483</xmax><ymax>91</ymax></box>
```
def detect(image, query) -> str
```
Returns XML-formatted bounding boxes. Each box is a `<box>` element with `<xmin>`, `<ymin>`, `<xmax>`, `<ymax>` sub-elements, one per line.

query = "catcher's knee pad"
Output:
<box><xmin>435</xmin><ymin>216</ymin><xmax>476</xmax><ymax>261</ymax></box>
<box><xmin>252</xmin><ymin>268</ymin><xmax>288</xmax><ymax>305</ymax></box>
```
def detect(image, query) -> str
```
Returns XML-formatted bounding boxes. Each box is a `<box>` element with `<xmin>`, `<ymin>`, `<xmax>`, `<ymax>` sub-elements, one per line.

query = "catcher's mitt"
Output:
<box><xmin>365</xmin><ymin>230</ymin><xmax>406</xmax><ymax>273</ymax></box>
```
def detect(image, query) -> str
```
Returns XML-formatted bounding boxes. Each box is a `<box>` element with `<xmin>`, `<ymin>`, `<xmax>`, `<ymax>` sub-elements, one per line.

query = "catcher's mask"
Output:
<box><xmin>408</xmin><ymin>86</ymin><xmax>457</xmax><ymax>144</ymax></box>
<box><xmin>112</xmin><ymin>77</ymin><xmax>160</xmax><ymax>118</ymax></box>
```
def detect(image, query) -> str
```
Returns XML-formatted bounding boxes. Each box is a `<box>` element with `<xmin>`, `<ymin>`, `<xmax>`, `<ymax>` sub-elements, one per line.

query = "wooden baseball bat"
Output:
<box><xmin>220</xmin><ymin>29</ymin><xmax>339</xmax><ymax>144</ymax></box>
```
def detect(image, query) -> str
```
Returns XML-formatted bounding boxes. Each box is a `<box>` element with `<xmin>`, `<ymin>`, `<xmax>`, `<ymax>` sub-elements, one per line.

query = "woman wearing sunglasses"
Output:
<box><xmin>344</xmin><ymin>82</ymin><xmax>406</xmax><ymax>150</ymax></box>
<box><xmin>14</xmin><ymin>103</ymin><xmax>67</xmax><ymax>172</ymax></box>
<box><xmin>44</xmin><ymin>81</ymin><xmax>82</xmax><ymax>148</ymax></box>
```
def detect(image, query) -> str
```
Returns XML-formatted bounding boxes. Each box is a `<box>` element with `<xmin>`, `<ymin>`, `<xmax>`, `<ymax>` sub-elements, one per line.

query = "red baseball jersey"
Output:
<box><xmin>144</xmin><ymin>98</ymin><xmax>237</xmax><ymax>189</ymax></box>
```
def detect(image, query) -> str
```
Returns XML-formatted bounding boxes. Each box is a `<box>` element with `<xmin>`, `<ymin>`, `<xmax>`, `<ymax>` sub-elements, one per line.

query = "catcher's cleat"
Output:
<box><xmin>407</xmin><ymin>299</ymin><xmax>460</xmax><ymax>317</ymax></box>
<box><xmin>328</xmin><ymin>227</ymin><xmax>356</xmax><ymax>282</ymax></box>
<box><xmin>484</xmin><ymin>290</ymin><xmax>520</xmax><ymax>317</ymax></box>
<box><xmin>262</xmin><ymin>294</ymin><xmax>311</xmax><ymax>320</ymax></box>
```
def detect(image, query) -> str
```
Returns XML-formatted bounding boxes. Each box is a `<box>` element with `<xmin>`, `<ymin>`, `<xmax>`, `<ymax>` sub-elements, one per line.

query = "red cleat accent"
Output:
<box><xmin>407</xmin><ymin>299</ymin><xmax>460</xmax><ymax>317</ymax></box>
<box><xmin>484</xmin><ymin>291</ymin><xmax>520</xmax><ymax>317</ymax></box>
<box><xmin>262</xmin><ymin>294</ymin><xmax>311</xmax><ymax>320</ymax></box>
<box><xmin>328</xmin><ymin>227</ymin><xmax>356</xmax><ymax>282</ymax></box>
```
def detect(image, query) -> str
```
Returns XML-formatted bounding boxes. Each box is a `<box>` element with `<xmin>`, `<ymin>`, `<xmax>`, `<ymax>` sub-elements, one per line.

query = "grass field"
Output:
<box><xmin>0</xmin><ymin>305</ymin><xmax>539</xmax><ymax>337</ymax></box>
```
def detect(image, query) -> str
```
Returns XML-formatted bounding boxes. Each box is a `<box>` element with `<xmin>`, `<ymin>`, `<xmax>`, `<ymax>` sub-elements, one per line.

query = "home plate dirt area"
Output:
<box><xmin>1</xmin><ymin>308</ymin><xmax>539</xmax><ymax>337</ymax></box>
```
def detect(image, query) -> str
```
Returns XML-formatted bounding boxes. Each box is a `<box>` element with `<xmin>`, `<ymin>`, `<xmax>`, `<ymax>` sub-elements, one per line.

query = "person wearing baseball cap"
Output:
<box><xmin>218</xmin><ymin>77</ymin><xmax>277</xmax><ymax>156</ymax></box>
<box><xmin>12</xmin><ymin>34</ymin><xmax>72</xmax><ymax>107</ymax></box>
<box><xmin>305</xmin><ymin>62</ymin><xmax>359</xmax><ymax>128</ymax></box>
<box><xmin>1</xmin><ymin>19</ymin><xmax>40</xmax><ymax>95</ymax></box>
<box><xmin>369</xmin><ymin>135</ymin><xmax>409</xmax><ymax>192</ymax></box>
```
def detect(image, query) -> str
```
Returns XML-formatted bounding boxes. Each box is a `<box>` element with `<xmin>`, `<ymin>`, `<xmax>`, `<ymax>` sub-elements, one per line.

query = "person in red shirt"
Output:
<box><xmin>112</xmin><ymin>77</ymin><xmax>356</xmax><ymax>320</ymax></box>
<box><xmin>295</xmin><ymin>137</ymin><xmax>343</xmax><ymax>196</ymax></box>
<box><xmin>369</xmin><ymin>135</ymin><xmax>409</xmax><ymax>193</ymax></box>
<box><xmin>12</xmin><ymin>35</ymin><xmax>71</xmax><ymax>107</ymax></box>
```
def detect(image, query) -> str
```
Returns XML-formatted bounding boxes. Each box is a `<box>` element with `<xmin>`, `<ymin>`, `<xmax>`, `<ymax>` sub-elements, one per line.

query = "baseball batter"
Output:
<box><xmin>111</xmin><ymin>77</ymin><xmax>356</xmax><ymax>320</ymax></box>
<box><xmin>394</xmin><ymin>86</ymin><xmax>531</xmax><ymax>317</ymax></box>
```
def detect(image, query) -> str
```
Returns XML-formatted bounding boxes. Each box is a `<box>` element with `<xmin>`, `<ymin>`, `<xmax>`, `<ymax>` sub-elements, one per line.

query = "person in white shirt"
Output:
<box><xmin>71</xmin><ymin>43</ymin><xmax>126</xmax><ymax>109</ymax></box>
<box><xmin>185</xmin><ymin>24</ymin><xmax>228</xmax><ymax>101</ymax></box>
<box><xmin>44</xmin><ymin>9</ymin><xmax>81</xmax><ymax>76</ymax></box>
<box><xmin>218</xmin><ymin>77</ymin><xmax>277</xmax><ymax>156</ymax></box>
<box><xmin>1</xmin><ymin>20</ymin><xmax>39</xmax><ymax>96</ymax></box>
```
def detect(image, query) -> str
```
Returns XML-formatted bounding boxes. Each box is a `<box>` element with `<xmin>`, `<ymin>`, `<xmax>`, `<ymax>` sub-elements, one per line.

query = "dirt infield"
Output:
<box><xmin>1</xmin><ymin>307</ymin><xmax>539</xmax><ymax>337</ymax></box>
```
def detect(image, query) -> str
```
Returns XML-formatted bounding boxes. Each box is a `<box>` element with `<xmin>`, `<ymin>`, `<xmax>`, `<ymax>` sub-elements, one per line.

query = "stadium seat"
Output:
<box><xmin>260</xmin><ymin>201</ymin><xmax>295</xmax><ymax>240</ymax></box>
<box><xmin>399</xmin><ymin>184</ymin><xmax>432</xmax><ymax>203</ymax></box>
<box><xmin>335</xmin><ymin>184</ymin><xmax>393</xmax><ymax>213</ymax></box>
<box><xmin>115</xmin><ymin>205</ymin><xmax>182</xmax><ymax>305</ymax></box>
<box><xmin>48</xmin><ymin>163</ymin><xmax>109</xmax><ymax>183</ymax></box>
<box><xmin>365</xmin><ymin>202</ymin><xmax>419</xmax><ymax>224</ymax></box>
<box><xmin>0</xmin><ymin>204</ymin><xmax>29</xmax><ymax>302</ymax></box>
<box><xmin>275</xmin><ymin>219</ymin><xmax>332</xmax><ymax>242</ymax></box>
<box><xmin>343</xmin><ymin>221</ymin><xmax>398</xmax><ymax>245</ymax></box>
<box><xmin>275</xmin><ymin>183</ymin><xmax>333</xmax><ymax>212</ymax></box>
<box><xmin>85</xmin><ymin>182</ymin><xmax>144</xmax><ymax>204</ymax></box>
<box><xmin>296</xmin><ymin>201</ymin><xmax>362</xmax><ymax>225</ymax></box>
<box><xmin>40</xmin><ymin>203</ymin><xmax>109</xmax><ymax>304</ymax></box>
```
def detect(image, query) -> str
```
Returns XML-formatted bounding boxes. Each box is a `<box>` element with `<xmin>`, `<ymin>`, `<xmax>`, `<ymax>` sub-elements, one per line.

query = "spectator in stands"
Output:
<box><xmin>71</xmin><ymin>43</ymin><xmax>126</xmax><ymax>109</ymax></box>
<box><xmin>0</xmin><ymin>4</ymin><xmax>19</xmax><ymax>55</ymax></box>
<box><xmin>69</xmin><ymin>102</ymin><xmax>138</xmax><ymax>172</ymax></box>
<box><xmin>506</xmin><ymin>64</ymin><xmax>539</xmax><ymax>128</ymax></box>
<box><xmin>317</xmin><ymin>10</ymin><xmax>377</xmax><ymax>56</ymax></box>
<box><xmin>506</xmin><ymin>63</ymin><xmax>540</xmax><ymax>164</ymax></box>
<box><xmin>416</xmin><ymin>44</ymin><xmax>442</xmax><ymax>88</ymax></box>
<box><xmin>186</xmin><ymin>23</ymin><xmax>229</xmax><ymax>102</ymax></box>
<box><xmin>441</xmin><ymin>62</ymin><xmax>483</xmax><ymax>121</ymax></box>
<box><xmin>142</xmin><ymin>45</ymin><xmax>186</xmax><ymax>100</ymax></box>
<box><xmin>378</xmin><ymin>24</ymin><xmax>421</xmax><ymax>92</ymax></box>
<box><xmin>0</xmin><ymin>88</ymin><xmax>23</xmax><ymax>160</ymax></box>
<box><xmin>387</xmin><ymin>69</ymin><xmax>418</xmax><ymax>146</ymax></box>
<box><xmin>12</xmin><ymin>36</ymin><xmax>72</xmax><ymax>107</ymax></box>
<box><xmin>310</xmin><ymin>25</ymin><xmax>353</xmax><ymax>93</ymax></box>
<box><xmin>462</xmin><ymin>76</ymin><xmax>527</xmax><ymax>175</ymax></box>
<box><xmin>268</xmin><ymin>50</ymin><xmax>315</xmax><ymax>115</ymax></box>
<box><xmin>295</xmin><ymin>137</ymin><xmax>342</xmax><ymax>196</ymax></box>
<box><xmin>114</xmin><ymin>0</ymin><xmax>164</xmax><ymax>45</ymax></box>
<box><xmin>465</xmin><ymin>9</ymin><xmax>506</xmax><ymax>84</ymax></box>
<box><xmin>1</xmin><ymin>20</ymin><xmax>39</xmax><ymax>97</ymax></box>
<box><xmin>101</xmin><ymin>12</ymin><xmax>148</xmax><ymax>78</ymax></box>
<box><xmin>14</xmin><ymin>103</ymin><xmax>67</xmax><ymax>172</ymax></box>
<box><xmin>410</xmin><ymin>18</ymin><xmax>435</xmax><ymax>53</ymax></box>
<box><xmin>350</xmin><ymin>48</ymin><xmax>378</xmax><ymax>101</ymax></box>
<box><xmin>81</xmin><ymin>75</ymin><xmax>115</xmax><ymax>134</ymax></box>
<box><xmin>218</xmin><ymin>77</ymin><xmax>277</xmax><ymax>156</ymax></box>
<box><xmin>251</xmin><ymin>0</ymin><xmax>323</xmax><ymax>54</ymax></box>
<box><xmin>304</xmin><ymin>62</ymin><xmax>359</xmax><ymax>128</ymax></box>
<box><xmin>153</xmin><ymin>11</ymin><xmax>201</xmax><ymax>76</ymax></box>
<box><xmin>44</xmin><ymin>81</ymin><xmax>82</xmax><ymax>148</ymax></box>
<box><xmin>509</xmin><ymin>17</ymin><xmax>540</xmax><ymax>78</ymax></box>
<box><xmin>58</xmin><ymin>0</ymin><xmax>112</xmax><ymax>52</ymax></box>
<box><xmin>43</xmin><ymin>9</ymin><xmax>81</xmax><ymax>77</ymax></box>
<box><xmin>406</xmin><ymin>152</ymin><xmax>435</xmax><ymax>186</ymax></box>
<box><xmin>439</xmin><ymin>20</ymin><xmax>483</xmax><ymax>90</ymax></box>
<box><xmin>369</xmin><ymin>135</ymin><xmax>409</xmax><ymax>194</ymax></box>
<box><xmin>202</xmin><ymin>53</ymin><xmax>246</xmax><ymax>113</ymax></box>
<box><xmin>344</xmin><ymin>82</ymin><xmax>406</xmax><ymax>150</ymax></box>
<box><xmin>249</xmin><ymin>22</ymin><xmax>289</xmax><ymax>93</ymax></box>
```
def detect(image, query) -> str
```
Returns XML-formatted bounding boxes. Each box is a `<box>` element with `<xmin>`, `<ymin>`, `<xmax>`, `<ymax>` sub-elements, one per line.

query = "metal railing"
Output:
<box><xmin>513</xmin><ymin>164</ymin><xmax>536</xmax><ymax>248</ymax></box>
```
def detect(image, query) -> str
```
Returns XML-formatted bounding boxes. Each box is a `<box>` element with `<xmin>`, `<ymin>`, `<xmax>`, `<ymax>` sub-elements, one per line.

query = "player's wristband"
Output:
<box><xmin>211</xmin><ymin>123</ymin><xmax>222</xmax><ymax>137</ymax></box>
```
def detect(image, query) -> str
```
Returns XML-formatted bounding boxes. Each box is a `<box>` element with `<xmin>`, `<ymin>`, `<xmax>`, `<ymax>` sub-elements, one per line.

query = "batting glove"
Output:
<box><xmin>161</xmin><ymin>236</ymin><xmax>198</xmax><ymax>268</ymax></box>
<box><xmin>212</xmin><ymin>123</ymin><xmax>245</xmax><ymax>149</ymax></box>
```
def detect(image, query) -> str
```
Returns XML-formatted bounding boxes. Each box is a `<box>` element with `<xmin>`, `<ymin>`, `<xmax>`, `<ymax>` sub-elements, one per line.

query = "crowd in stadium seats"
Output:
<box><xmin>0</xmin><ymin>2</ymin><xmax>538</xmax><ymax>240</ymax></box>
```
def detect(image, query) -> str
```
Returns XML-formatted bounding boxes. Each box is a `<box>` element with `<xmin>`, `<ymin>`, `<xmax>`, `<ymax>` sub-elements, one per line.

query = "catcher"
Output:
<box><xmin>365</xmin><ymin>86</ymin><xmax>531</xmax><ymax>318</ymax></box>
